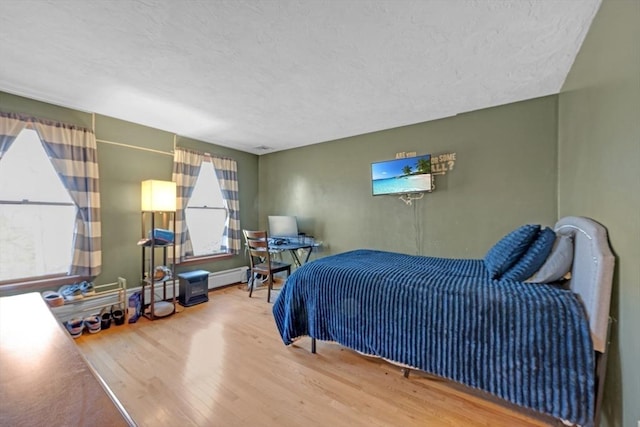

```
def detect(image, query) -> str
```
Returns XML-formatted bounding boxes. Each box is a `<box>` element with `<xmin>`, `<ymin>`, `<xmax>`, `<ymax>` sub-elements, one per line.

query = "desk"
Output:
<box><xmin>268</xmin><ymin>237</ymin><xmax>323</xmax><ymax>267</ymax></box>
<box><xmin>269</xmin><ymin>240</ymin><xmax>315</xmax><ymax>267</ymax></box>
<box><xmin>0</xmin><ymin>293</ymin><xmax>135</xmax><ymax>427</ymax></box>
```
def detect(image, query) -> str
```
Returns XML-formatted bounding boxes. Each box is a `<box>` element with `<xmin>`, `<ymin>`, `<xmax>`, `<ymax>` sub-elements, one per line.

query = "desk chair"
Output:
<box><xmin>243</xmin><ymin>230</ymin><xmax>291</xmax><ymax>303</ymax></box>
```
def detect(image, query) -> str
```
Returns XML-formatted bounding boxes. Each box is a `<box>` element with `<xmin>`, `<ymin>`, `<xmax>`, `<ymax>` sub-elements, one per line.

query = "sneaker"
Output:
<box><xmin>80</xmin><ymin>281</ymin><xmax>95</xmax><ymax>296</ymax></box>
<box><xmin>59</xmin><ymin>284</ymin><xmax>83</xmax><ymax>301</ymax></box>
<box><xmin>42</xmin><ymin>291</ymin><xmax>64</xmax><ymax>307</ymax></box>
<box><xmin>84</xmin><ymin>315</ymin><xmax>101</xmax><ymax>334</ymax></box>
<box><xmin>66</xmin><ymin>318</ymin><xmax>84</xmax><ymax>338</ymax></box>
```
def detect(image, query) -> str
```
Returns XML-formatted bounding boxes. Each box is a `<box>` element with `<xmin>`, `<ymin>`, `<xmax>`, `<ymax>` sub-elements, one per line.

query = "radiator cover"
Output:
<box><xmin>208</xmin><ymin>266</ymin><xmax>249</xmax><ymax>289</ymax></box>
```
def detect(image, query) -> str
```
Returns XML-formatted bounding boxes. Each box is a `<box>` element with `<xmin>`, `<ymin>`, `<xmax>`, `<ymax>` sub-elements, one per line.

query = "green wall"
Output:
<box><xmin>3</xmin><ymin>3</ymin><xmax>637</xmax><ymax>421</ymax></box>
<box><xmin>259</xmin><ymin>96</ymin><xmax>558</xmax><ymax>259</ymax></box>
<box><xmin>0</xmin><ymin>92</ymin><xmax>259</xmax><ymax>290</ymax></box>
<box><xmin>558</xmin><ymin>1</ymin><xmax>640</xmax><ymax>426</ymax></box>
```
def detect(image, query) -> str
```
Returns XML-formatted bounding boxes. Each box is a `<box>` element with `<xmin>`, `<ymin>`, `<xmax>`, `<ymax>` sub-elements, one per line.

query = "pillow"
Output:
<box><xmin>525</xmin><ymin>235</ymin><xmax>574</xmax><ymax>283</ymax></box>
<box><xmin>501</xmin><ymin>227</ymin><xmax>557</xmax><ymax>281</ymax></box>
<box><xmin>483</xmin><ymin>224</ymin><xmax>541</xmax><ymax>279</ymax></box>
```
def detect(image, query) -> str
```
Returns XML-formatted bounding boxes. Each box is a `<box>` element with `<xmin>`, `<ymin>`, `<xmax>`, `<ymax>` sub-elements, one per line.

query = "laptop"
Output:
<box><xmin>268</xmin><ymin>215</ymin><xmax>298</xmax><ymax>243</ymax></box>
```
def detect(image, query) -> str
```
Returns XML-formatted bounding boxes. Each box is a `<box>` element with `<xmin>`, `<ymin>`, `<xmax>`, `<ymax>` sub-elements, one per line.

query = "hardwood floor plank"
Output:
<box><xmin>76</xmin><ymin>286</ymin><xmax>553</xmax><ymax>426</ymax></box>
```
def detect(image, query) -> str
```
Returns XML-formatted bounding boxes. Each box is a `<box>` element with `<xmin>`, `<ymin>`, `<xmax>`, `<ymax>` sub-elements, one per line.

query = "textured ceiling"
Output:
<box><xmin>0</xmin><ymin>0</ymin><xmax>601</xmax><ymax>155</ymax></box>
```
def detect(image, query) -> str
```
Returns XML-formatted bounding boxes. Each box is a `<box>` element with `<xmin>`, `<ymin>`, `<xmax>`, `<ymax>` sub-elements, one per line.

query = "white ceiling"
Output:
<box><xmin>0</xmin><ymin>0</ymin><xmax>601</xmax><ymax>155</ymax></box>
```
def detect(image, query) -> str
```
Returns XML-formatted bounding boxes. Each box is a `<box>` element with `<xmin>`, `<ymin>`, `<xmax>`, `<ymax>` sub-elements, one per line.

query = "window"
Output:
<box><xmin>0</xmin><ymin>129</ymin><xmax>76</xmax><ymax>281</ymax></box>
<box><xmin>184</xmin><ymin>160</ymin><xmax>228</xmax><ymax>257</ymax></box>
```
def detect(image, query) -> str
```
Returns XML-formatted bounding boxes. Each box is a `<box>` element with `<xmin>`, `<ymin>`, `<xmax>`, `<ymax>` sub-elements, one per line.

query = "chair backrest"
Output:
<box><xmin>243</xmin><ymin>230</ymin><xmax>272</xmax><ymax>269</ymax></box>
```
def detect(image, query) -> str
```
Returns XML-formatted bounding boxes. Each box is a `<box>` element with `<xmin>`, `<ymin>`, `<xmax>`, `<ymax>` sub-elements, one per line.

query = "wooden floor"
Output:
<box><xmin>76</xmin><ymin>285</ymin><xmax>554</xmax><ymax>427</ymax></box>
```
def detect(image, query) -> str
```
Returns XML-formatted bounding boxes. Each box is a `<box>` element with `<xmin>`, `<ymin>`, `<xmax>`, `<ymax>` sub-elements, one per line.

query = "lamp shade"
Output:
<box><xmin>141</xmin><ymin>180</ymin><xmax>176</xmax><ymax>212</ymax></box>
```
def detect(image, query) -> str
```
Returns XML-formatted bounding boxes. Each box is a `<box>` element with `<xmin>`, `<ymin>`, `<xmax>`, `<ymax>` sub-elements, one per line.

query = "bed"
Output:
<box><xmin>272</xmin><ymin>216</ymin><xmax>614</xmax><ymax>427</ymax></box>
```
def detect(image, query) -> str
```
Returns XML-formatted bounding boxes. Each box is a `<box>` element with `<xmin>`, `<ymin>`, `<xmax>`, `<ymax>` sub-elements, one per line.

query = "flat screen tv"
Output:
<box><xmin>371</xmin><ymin>154</ymin><xmax>432</xmax><ymax>196</ymax></box>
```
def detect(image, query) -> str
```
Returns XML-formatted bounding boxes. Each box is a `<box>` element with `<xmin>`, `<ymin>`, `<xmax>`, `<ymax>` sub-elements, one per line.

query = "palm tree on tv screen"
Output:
<box><xmin>417</xmin><ymin>158</ymin><xmax>431</xmax><ymax>174</ymax></box>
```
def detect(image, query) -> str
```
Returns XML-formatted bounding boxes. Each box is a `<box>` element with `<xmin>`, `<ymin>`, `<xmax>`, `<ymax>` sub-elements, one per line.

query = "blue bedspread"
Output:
<box><xmin>273</xmin><ymin>249</ymin><xmax>595</xmax><ymax>426</ymax></box>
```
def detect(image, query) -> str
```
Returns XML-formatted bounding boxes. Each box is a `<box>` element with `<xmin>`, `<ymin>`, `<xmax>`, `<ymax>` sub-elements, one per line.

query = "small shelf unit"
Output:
<box><xmin>140</xmin><ymin>211</ymin><xmax>177</xmax><ymax>320</ymax></box>
<box><xmin>49</xmin><ymin>277</ymin><xmax>127</xmax><ymax>324</ymax></box>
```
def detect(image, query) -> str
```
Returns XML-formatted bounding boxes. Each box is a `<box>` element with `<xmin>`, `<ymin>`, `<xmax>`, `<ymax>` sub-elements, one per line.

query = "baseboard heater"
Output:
<box><xmin>208</xmin><ymin>266</ymin><xmax>249</xmax><ymax>289</ymax></box>
<box><xmin>130</xmin><ymin>267</ymin><xmax>249</xmax><ymax>302</ymax></box>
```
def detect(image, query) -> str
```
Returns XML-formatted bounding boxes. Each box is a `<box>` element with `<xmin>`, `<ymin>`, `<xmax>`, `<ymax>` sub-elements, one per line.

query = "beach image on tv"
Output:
<box><xmin>371</xmin><ymin>154</ymin><xmax>432</xmax><ymax>196</ymax></box>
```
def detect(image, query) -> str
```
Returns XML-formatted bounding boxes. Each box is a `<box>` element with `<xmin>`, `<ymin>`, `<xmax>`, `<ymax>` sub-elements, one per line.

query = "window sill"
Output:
<box><xmin>178</xmin><ymin>252</ymin><xmax>234</xmax><ymax>267</ymax></box>
<box><xmin>0</xmin><ymin>274</ymin><xmax>89</xmax><ymax>297</ymax></box>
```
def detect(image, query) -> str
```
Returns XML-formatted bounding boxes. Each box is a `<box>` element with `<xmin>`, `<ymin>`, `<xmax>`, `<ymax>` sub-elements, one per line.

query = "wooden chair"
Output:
<box><xmin>243</xmin><ymin>230</ymin><xmax>291</xmax><ymax>303</ymax></box>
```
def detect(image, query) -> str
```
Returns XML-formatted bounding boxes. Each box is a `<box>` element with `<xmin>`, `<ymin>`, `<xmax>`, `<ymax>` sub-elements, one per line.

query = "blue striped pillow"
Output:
<box><xmin>484</xmin><ymin>224</ymin><xmax>540</xmax><ymax>279</ymax></box>
<box><xmin>501</xmin><ymin>227</ymin><xmax>557</xmax><ymax>281</ymax></box>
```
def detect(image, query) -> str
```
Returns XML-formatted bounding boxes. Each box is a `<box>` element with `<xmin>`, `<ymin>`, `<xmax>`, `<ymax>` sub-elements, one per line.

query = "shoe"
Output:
<box><xmin>59</xmin><ymin>284</ymin><xmax>83</xmax><ymax>301</ymax></box>
<box><xmin>84</xmin><ymin>315</ymin><xmax>101</xmax><ymax>334</ymax></box>
<box><xmin>100</xmin><ymin>307</ymin><xmax>112</xmax><ymax>330</ymax></box>
<box><xmin>66</xmin><ymin>318</ymin><xmax>84</xmax><ymax>338</ymax></box>
<box><xmin>80</xmin><ymin>281</ymin><xmax>96</xmax><ymax>296</ymax></box>
<box><xmin>42</xmin><ymin>291</ymin><xmax>64</xmax><ymax>307</ymax></box>
<box><xmin>112</xmin><ymin>305</ymin><xmax>125</xmax><ymax>325</ymax></box>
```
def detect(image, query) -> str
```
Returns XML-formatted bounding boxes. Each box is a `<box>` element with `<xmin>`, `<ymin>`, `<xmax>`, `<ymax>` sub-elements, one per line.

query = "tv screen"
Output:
<box><xmin>371</xmin><ymin>154</ymin><xmax>432</xmax><ymax>196</ymax></box>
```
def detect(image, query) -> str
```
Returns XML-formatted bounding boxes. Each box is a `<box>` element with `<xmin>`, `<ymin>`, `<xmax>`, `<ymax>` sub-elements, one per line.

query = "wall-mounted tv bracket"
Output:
<box><xmin>398</xmin><ymin>192</ymin><xmax>424</xmax><ymax>205</ymax></box>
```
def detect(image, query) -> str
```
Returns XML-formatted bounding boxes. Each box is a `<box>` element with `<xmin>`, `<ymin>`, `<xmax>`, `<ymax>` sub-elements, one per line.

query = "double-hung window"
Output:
<box><xmin>173</xmin><ymin>147</ymin><xmax>240</xmax><ymax>263</ymax></box>
<box><xmin>0</xmin><ymin>129</ymin><xmax>76</xmax><ymax>281</ymax></box>
<box><xmin>173</xmin><ymin>147</ymin><xmax>240</xmax><ymax>262</ymax></box>
<box><xmin>184</xmin><ymin>159</ymin><xmax>228</xmax><ymax>256</ymax></box>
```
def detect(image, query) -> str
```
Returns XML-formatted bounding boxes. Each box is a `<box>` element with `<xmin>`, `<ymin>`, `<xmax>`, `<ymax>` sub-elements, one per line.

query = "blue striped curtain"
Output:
<box><xmin>172</xmin><ymin>148</ymin><xmax>203</xmax><ymax>261</ymax></box>
<box><xmin>0</xmin><ymin>112</ymin><xmax>25</xmax><ymax>159</ymax></box>
<box><xmin>211</xmin><ymin>156</ymin><xmax>241</xmax><ymax>254</ymax></box>
<box><xmin>0</xmin><ymin>112</ymin><xmax>102</xmax><ymax>277</ymax></box>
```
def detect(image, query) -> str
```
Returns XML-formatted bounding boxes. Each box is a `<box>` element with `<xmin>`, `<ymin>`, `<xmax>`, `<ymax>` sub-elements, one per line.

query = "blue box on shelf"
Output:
<box><xmin>149</xmin><ymin>228</ymin><xmax>174</xmax><ymax>244</ymax></box>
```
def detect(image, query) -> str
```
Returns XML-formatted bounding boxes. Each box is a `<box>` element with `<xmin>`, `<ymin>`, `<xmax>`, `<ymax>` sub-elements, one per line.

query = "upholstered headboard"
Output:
<box><xmin>554</xmin><ymin>216</ymin><xmax>614</xmax><ymax>353</ymax></box>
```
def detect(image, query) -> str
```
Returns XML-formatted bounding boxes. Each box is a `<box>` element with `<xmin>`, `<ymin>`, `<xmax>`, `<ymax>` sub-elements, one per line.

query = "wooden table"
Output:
<box><xmin>0</xmin><ymin>292</ymin><xmax>135</xmax><ymax>426</ymax></box>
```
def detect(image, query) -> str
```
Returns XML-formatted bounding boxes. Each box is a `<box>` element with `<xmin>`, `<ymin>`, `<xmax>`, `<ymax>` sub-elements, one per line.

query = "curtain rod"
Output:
<box><xmin>92</xmin><ymin>113</ymin><xmax>173</xmax><ymax>156</ymax></box>
<box><xmin>96</xmin><ymin>138</ymin><xmax>174</xmax><ymax>156</ymax></box>
<box><xmin>95</xmin><ymin>139</ymin><xmax>233</xmax><ymax>162</ymax></box>
<box><xmin>91</xmin><ymin>114</ymin><xmax>232</xmax><ymax>161</ymax></box>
